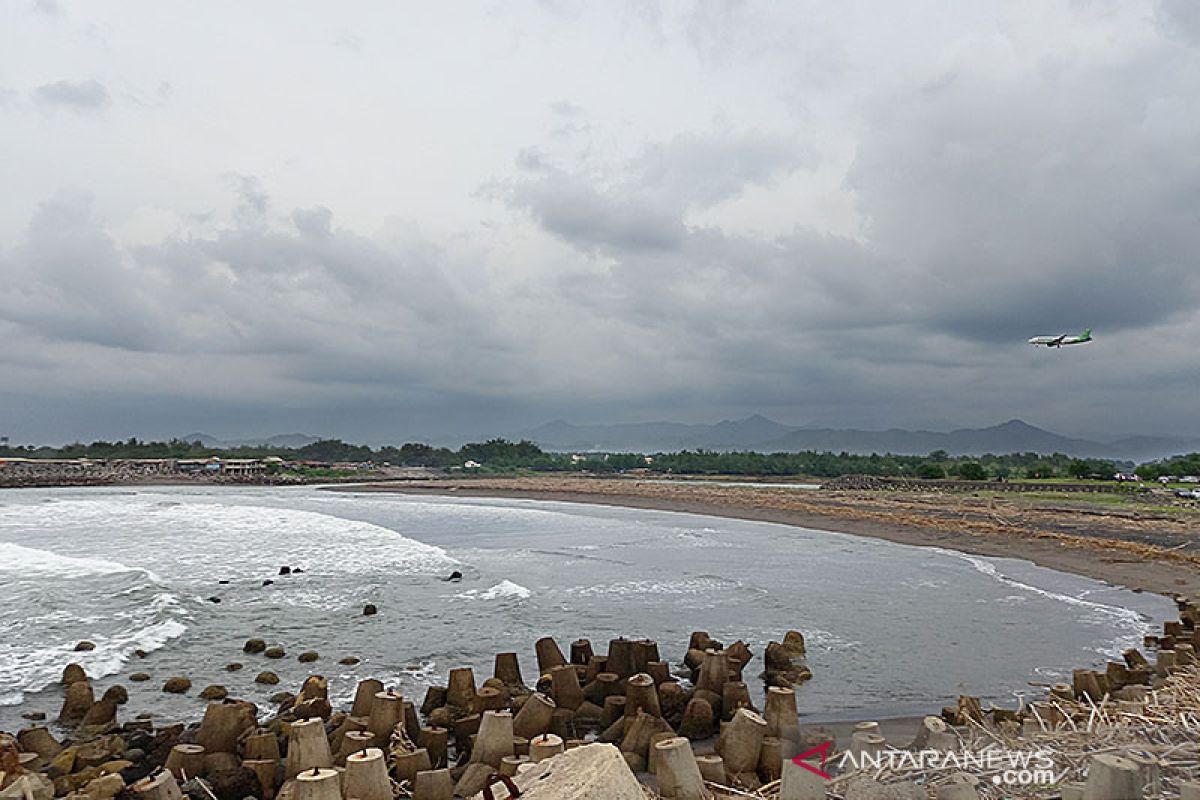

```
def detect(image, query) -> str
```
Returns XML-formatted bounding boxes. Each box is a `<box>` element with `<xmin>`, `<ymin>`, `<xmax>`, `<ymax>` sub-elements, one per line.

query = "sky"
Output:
<box><xmin>2</xmin><ymin>0</ymin><xmax>1199</xmax><ymax>445</ymax></box>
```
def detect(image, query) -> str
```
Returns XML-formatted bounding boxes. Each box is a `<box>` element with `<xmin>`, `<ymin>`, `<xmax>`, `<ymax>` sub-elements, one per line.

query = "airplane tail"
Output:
<box><xmin>1082</xmin><ymin>328</ymin><xmax>1092</xmax><ymax>338</ymax></box>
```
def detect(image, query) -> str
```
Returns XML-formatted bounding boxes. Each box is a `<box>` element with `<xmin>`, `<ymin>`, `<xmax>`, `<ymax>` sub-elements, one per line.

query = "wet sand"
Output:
<box><xmin>335</xmin><ymin>476</ymin><xmax>1200</xmax><ymax>601</ymax></box>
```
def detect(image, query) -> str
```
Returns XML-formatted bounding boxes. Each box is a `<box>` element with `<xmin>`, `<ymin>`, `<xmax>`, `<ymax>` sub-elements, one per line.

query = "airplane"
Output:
<box><xmin>1028</xmin><ymin>328</ymin><xmax>1092</xmax><ymax>347</ymax></box>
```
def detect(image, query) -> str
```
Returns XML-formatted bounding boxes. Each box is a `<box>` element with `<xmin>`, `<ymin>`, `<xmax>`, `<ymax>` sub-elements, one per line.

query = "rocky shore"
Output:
<box><xmin>4</xmin><ymin>599</ymin><xmax>1200</xmax><ymax>800</ymax></box>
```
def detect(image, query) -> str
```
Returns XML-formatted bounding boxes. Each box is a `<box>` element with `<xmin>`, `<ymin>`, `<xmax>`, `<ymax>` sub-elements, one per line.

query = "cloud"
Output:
<box><xmin>33</xmin><ymin>79</ymin><xmax>110</xmax><ymax>111</ymax></box>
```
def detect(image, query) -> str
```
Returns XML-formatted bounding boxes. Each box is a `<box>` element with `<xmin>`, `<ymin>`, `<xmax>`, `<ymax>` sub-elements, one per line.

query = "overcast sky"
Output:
<box><xmin>2</xmin><ymin>0</ymin><xmax>1199</xmax><ymax>445</ymax></box>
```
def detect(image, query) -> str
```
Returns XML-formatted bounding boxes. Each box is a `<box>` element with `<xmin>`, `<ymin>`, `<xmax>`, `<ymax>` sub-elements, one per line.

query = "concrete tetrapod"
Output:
<box><xmin>653</xmin><ymin>737</ymin><xmax>711</xmax><ymax>800</ymax></box>
<box><xmin>343</xmin><ymin>747</ymin><xmax>390</xmax><ymax>800</ymax></box>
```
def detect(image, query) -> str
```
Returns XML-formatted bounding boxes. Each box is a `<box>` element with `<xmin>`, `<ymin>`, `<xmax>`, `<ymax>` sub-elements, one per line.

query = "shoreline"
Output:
<box><xmin>333</xmin><ymin>479</ymin><xmax>1200</xmax><ymax>601</ymax></box>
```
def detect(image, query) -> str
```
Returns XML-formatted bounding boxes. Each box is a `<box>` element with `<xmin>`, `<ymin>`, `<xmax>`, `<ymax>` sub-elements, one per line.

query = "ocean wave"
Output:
<box><xmin>0</xmin><ymin>542</ymin><xmax>153</xmax><ymax>580</ymax></box>
<box><xmin>0</xmin><ymin>617</ymin><xmax>187</xmax><ymax>706</ymax></box>
<box><xmin>0</xmin><ymin>500</ymin><xmax>459</xmax><ymax>580</ymax></box>
<box><xmin>455</xmin><ymin>580</ymin><xmax>532</xmax><ymax>601</ymax></box>
<box><xmin>940</xmin><ymin>549</ymin><xmax>1151</xmax><ymax>651</ymax></box>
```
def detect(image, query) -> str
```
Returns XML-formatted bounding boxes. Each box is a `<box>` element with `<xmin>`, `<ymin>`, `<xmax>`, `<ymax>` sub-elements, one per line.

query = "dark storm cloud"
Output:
<box><xmin>501</xmin><ymin>129</ymin><xmax>807</xmax><ymax>254</ymax></box>
<box><xmin>33</xmin><ymin>79</ymin><xmax>110</xmax><ymax>110</ymax></box>
<box><xmin>5</xmin><ymin>2</ymin><xmax>1200</xmax><ymax>442</ymax></box>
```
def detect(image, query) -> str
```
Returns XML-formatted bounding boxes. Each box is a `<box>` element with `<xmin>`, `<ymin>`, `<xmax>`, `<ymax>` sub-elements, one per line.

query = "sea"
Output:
<box><xmin>0</xmin><ymin>485</ymin><xmax>1173</xmax><ymax>731</ymax></box>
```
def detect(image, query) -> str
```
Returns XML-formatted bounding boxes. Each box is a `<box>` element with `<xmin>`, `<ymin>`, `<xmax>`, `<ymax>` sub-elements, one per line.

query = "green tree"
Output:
<box><xmin>956</xmin><ymin>462</ymin><xmax>987</xmax><ymax>480</ymax></box>
<box><xmin>917</xmin><ymin>462</ymin><xmax>946</xmax><ymax>479</ymax></box>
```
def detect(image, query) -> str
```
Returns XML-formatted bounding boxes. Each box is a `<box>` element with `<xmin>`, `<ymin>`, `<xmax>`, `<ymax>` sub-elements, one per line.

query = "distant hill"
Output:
<box><xmin>521</xmin><ymin>417</ymin><xmax>1200</xmax><ymax>462</ymax></box>
<box><xmin>175</xmin><ymin>433</ymin><xmax>321</xmax><ymax>449</ymax></box>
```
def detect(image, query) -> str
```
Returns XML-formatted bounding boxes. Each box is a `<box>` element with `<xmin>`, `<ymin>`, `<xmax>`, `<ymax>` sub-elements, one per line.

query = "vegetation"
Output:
<box><xmin>1135</xmin><ymin>454</ymin><xmax>1200</xmax><ymax>480</ymax></box>
<box><xmin>3</xmin><ymin>435</ymin><xmax>1172</xmax><ymax>481</ymax></box>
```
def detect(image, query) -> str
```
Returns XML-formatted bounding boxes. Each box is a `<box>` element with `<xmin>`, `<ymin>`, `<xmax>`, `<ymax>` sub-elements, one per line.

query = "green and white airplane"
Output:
<box><xmin>1028</xmin><ymin>328</ymin><xmax>1092</xmax><ymax>347</ymax></box>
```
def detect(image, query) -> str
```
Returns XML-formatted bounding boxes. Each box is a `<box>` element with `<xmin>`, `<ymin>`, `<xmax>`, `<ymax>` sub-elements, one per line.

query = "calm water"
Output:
<box><xmin>0</xmin><ymin>485</ymin><xmax>1172</xmax><ymax>730</ymax></box>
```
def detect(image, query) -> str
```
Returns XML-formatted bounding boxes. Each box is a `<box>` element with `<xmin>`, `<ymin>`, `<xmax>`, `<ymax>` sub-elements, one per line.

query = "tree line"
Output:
<box><xmin>6</xmin><ymin>436</ymin><xmax>1189</xmax><ymax>480</ymax></box>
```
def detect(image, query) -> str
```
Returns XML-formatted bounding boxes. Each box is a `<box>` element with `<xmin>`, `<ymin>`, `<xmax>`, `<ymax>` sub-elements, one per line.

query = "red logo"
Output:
<box><xmin>791</xmin><ymin>740</ymin><xmax>833</xmax><ymax>779</ymax></box>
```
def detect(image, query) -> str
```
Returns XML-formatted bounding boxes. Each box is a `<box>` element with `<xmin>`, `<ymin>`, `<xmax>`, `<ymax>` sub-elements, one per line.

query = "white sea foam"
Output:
<box><xmin>455</xmin><ymin>580</ymin><xmax>532</xmax><ymax>601</ymax></box>
<box><xmin>942</xmin><ymin>550</ymin><xmax>1151</xmax><ymax>653</ymax></box>
<box><xmin>0</xmin><ymin>500</ymin><xmax>459</xmax><ymax>580</ymax></box>
<box><xmin>0</xmin><ymin>617</ymin><xmax>188</xmax><ymax>706</ymax></box>
<box><xmin>0</xmin><ymin>542</ymin><xmax>151</xmax><ymax>580</ymax></box>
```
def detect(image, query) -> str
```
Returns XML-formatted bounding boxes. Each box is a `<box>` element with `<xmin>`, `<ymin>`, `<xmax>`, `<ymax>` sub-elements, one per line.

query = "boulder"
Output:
<box><xmin>63</xmin><ymin>663</ymin><xmax>88</xmax><ymax>685</ymax></box>
<box><xmin>244</xmin><ymin>639</ymin><xmax>267</xmax><ymax>654</ymax></box>
<box><xmin>264</xmin><ymin>648</ymin><xmax>285</xmax><ymax>660</ymax></box>
<box><xmin>255</xmin><ymin>672</ymin><xmax>280</xmax><ymax>685</ymax></box>
<box><xmin>163</xmin><ymin>677</ymin><xmax>192</xmax><ymax>694</ymax></box>
<box><xmin>469</xmin><ymin>743</ymin><xmax>642</xmax><ymax>800</ymax></box>
<box><xmin>206</xmin><ymin>767</ymin><xmax>262</xmax><ymax>800</ymax></box>
<box><xmin>297</xmin><ymin>651</ymin><xmax>318</xmax><ymax>663</ymax></box>
<box><xmin>101</xmin><ymin>686</ymin><xmax>129</xmax><ymax>705</ymax></box>
<box><xmin>338</xmin><ymin>657</ymin><xmax>360</xmax><ymax>666</ymax></box>
<box><xmin>199</xmin><ymin>685</ymin><xmax>229</xmax><ymax>701</ymax></box>
<box><xmin>224</xmin><ymin>663</ymin><xmax>243</xmax><ymax>672</ymax></box>
<box><xmin>75</xmin><ymin>641</ymin><xmax>97</xmax><ymax>652</ymax></box>
<box><xmin>130</xmin><ymin>673</ymin><xmax>151</xmax><ymax>683</ymax></box>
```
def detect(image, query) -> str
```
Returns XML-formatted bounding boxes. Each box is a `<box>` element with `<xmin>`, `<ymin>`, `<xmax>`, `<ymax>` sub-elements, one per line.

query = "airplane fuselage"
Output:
<box><xmin>1028</xmin><ymin>330</ymin><xmax>1092</xmax><ymax>347</ymax></box>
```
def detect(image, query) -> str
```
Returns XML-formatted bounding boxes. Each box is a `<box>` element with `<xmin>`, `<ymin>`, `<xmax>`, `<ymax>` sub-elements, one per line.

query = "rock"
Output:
<box><xmin>76</xmin><ymin>736</ymin><xmax>125</xmax><ymax>769</ymax></box>
<box><xmin>206</xmin><ymin>597</ymin><xmax>222</xmax><ymax>604</ymax></box>
<box><xmin>485</xmin><ymin>743</ymin><xmax>643</xmax><ymax>799</ymax></box>
<box><xmin>102</xmin><ymin>685</ymin><xmax>129</xmax><ymax>705</ymax></box>
<box><xmin>441</xmin><ymin>571</ymin><xmax>463</xmax><ymax>582</ymax></box>
<box><xmin>46</xmin><ymin>747</ymin><xmax>78</xmax><ymax>778</ymax></box>
<box><xmin>206</xmin><ymin>767</ymin><xmax>262</xmax><ymax>800</ymax></box>
<box><xmin>218</xmin><ymin>580</ymin><xmax>230</xmax><ymax>585</ymax></box>
<box><xmin>163</xmin><ymin>677</ymin><xmax>192</xmax><ymax>694</ymax></box>
<box><xmin>255</xmin><ymin>672</ymin><xmax>280</xmax><ymax>686</ymax></box>
<box><xmin>181</xmin><ymin>777</ymin><xmax>215</xmax><ymax>800</ymax></box>
<box><xmin>199</xmin><ymin>685</ymin><xmax>229</xmax><ymax>700</ymax></box>
<box><xmin>362</xmin><ymin>604</ymin><xmax>378</xmax><ymax>616</ymax></box>
<box><xmin>782</xmin><ymin>630</ymin><xmax>807</xmax><ymax>657</ymax></box>
<box><xmin>99</xmin><ymin>760</ymin><xmax>133</xmax><ymax>774</ymax></box>
<box><xmin>297</xmin><ymin>651</ymin><xmax>318</xmax><ymax>663</ymax></box>
<box><xmin>338</xmin><ymin>657</ymin><xmax>360</xmax><ymax>666</ymax></box>
<box><xmin>244</xmin><ymin>638</ymin><xmax>267</xmax><ymax>654</ymax></box>
<box><xmin>79</xmin><ymin>698</ymin><xmax>119</xmax><ymax>733</ymax></box>
<box><xmin>0</xmin><ymin>774</ymin><xmax>53</xmax><ymax>800</ymax></box>
<box><xmin>134</xmin><ymin>649</ymin><xmax>148</xmax><ymax>658</ymax></box>
<box><xmin>81</xmin><ymin>772</ymin><xmax>125</xmax><ymax>800</ymax></box>
<box><xmin>58</xmin><ymin>680</ymin><xmax>95</xmax><ymax>725</ymax></box>
<box><xmin>130</xmin><ymin>673</ymin><xmax>151</xmax><ymax>683</ymax></box>
<box><xmin>264</xmin><ymin>647</ymin><xmax>285</xmax><ymax>659</ymax></box>
<box><xmin>262</xmin><ymin>580</ymin><xmax>274</xmax><ymax>586</ymax></box>
<box><xmin>278</xmin><ymin>566</ymin><xmax>292</xmax><ymax>575</ymax></box>
<box><xmin>63</xmin><ymin>663</ymin><xmax>88</xmax><ymax>685</ymax></box>
<box><xmin>75</xmin><ymin>641</ymin><xmax>97</xmax><ymax>651</ymax></box>
<box><xmin>225</xmin><ymin>663</ymin><xmax>243</xmax><ymax>672</ymax></box>
<box><xmin>269</xmin><ymin>691</ymin><xmax>294</xmax><ymax>705</ymax></box>
<box><xmin>22</xmin><ymin>711</ymin><xmax>47</xmax><ymax>721</ymax></box>
<box><xmin>292</xmin><ymin>567</ymin><xmax>304</xmax><ymax>573</ymax></box>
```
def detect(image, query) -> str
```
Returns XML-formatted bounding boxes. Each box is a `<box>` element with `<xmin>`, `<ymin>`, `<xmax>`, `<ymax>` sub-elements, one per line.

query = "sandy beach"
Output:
<box><xmin>335</xmin><ymin>475</ymin><xmax>1200</xmax><ymax>601</ymax></box>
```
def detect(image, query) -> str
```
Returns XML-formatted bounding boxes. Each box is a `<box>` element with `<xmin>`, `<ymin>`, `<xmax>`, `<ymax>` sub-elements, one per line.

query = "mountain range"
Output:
<box><xmin>516</xmin><ymin>417</ymin><xmax>1200</xmax><ymax>462</ymax></box>
<box><xmin>179</xmin><ymin>433</ymin><xmax>322</xmax><ymax>449</ymax></box>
